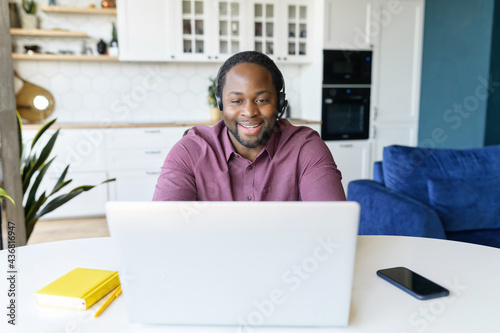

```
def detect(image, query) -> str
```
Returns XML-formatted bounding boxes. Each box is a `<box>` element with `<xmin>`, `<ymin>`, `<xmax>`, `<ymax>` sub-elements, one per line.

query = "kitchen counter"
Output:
<box><xmin>22</xmin><ymin>119</ymin><xmax>321</xmax><ymax>130</ymax></box>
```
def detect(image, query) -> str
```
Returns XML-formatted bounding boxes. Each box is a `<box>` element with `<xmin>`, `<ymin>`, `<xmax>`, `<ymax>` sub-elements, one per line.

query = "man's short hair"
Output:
<box><xmin>215</xmin><ymin>51</ymin><xmax>284</xmax><ymax>105</ymax></box>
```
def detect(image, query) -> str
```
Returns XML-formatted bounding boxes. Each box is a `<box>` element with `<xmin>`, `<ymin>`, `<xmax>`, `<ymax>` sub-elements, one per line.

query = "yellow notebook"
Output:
<box><xmin>35</xmin><ymin>268</ymin><xmax>120</xmax><ymax>310</ymax></box>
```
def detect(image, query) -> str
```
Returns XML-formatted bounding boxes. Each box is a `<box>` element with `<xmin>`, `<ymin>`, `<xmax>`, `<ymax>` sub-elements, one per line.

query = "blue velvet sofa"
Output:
<box><xmin>347</xmin><ymin>145</ymin><xmax>500</xmax><ymax>248</ymax></box>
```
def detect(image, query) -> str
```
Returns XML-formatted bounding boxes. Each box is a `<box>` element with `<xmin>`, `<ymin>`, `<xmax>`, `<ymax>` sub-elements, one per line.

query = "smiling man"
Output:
<box><xmin>153</xmin><ymin>51</ymin><xmax>345</xmax><ymax>201</ymax></box>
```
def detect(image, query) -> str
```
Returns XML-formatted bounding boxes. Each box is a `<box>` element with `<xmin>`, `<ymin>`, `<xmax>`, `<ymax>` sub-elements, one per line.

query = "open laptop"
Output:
<box><xmin>105</xmin><ymin>201</ymin><xmax>360</xmax><ymax>328</ymax></box>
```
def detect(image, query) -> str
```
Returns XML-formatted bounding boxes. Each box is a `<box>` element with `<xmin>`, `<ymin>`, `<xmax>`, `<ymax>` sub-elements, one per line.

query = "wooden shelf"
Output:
<box><xmin>10</xmin><ymin>28</ymin><xmax>87</xmax><ymax>37</ymax></box>
<box><xmin>40</xmin><ymin>5</ymin><xmax>117</xmax><ymax>15</ymax></box>
<box><xmin>12</xmin><ymin>53</ymin><xmax>119</xmax><ymax>62</ymax></box>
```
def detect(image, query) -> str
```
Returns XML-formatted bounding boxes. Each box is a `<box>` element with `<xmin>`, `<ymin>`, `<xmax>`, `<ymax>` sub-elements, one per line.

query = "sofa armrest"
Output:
<box><xmin>347</xmin><ymin>180</ymin><xmax>446</xmax><ymax>239</ymax></box>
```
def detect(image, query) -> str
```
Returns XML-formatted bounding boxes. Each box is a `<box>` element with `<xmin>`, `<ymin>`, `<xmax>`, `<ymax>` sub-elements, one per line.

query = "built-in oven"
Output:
<box><xmin>321</xmin><ymin>87</ymin><xmax>370</xmax><ymax>140</ymax></box>
<box><xmin>321</xmin><ymin>50</ymin><xmax>372</xmax><ymax>140</ymax></box>
<box><xmin>323</xmin><ymin>50</ymin><xmax>372</xmax><ymax>85</ymax></box>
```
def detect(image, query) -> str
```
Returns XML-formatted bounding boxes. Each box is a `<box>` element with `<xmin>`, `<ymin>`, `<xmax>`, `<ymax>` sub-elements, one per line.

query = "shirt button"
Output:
<box><xmin>247</xmin><ymin>166</ymin><xmax>253</xmax><ymax>170</ymax></box>
<box><xmin>247</xmin><ymin>196</ymin><xmax>252</xmax><ymax>201</ymax></box>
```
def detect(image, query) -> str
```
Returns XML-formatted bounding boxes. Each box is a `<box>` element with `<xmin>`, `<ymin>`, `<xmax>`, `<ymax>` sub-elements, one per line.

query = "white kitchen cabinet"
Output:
<box><xmin>324</xmin><ymin>0</ymin><xmax>374</xmax><ymax>50</ymax></box>
<box><xmin>104</xmin><ymin>127</ymin><xmax>189</xmax><ymax>150</ymax></box>
<box><xmin>108</xmin><ymin>169</ymin><xmax>161</xmax><ymax>201</ymax></box>
<box><xmin>246</xmin><ymin>0</ymin><xmax>313</xmax><ymax>63</ymax></box>
<box><xmin>324</xmin><ymin>141</ymin><xmax>371</xmax><ymax>195</ymax></box>
<box><xmin>105</xmin><ymin>126</ymin><xmax>191</xmax><ymax>201</ymax></box>
<box><xmin>117</xmin><ymin>0</ymin><xmax>312</xmax><ymax>62</ymax></box>
<box><xmin>171</xmin><ymin>0</ymin><xmax>216</xmax><ymax>61</ymax></box>
<box><xmin>371</xmin><ymin>0</ymin><xmax>424</xmax><ymax>160</ymax></box>
<box><xmin>372</xmin><ymin>0</ymin><xmax>424</xmax><ymax>123</ymax></box>
<box><xmin>173</xmin><ymin>0</ymin><xmax>250</xmax><ymax>61</ymax></box>
<box><xmin>117</xmin><ymin>0</ymin><xmax>250</xmax><ymax>62</ymax></box>
<box><xmin>372</xmin><ymin>123</ymin><xmax>418</xmax><ymax>161</ymax></box>
<box><xmin>213</xmin><ymin>1</ymin><xmax>248</xmax><ymax>57</ymax></box>
<box><xmin>117</xmin><ymin>0</ymin><xmax>174</xmax><ymax>61</ymax></box>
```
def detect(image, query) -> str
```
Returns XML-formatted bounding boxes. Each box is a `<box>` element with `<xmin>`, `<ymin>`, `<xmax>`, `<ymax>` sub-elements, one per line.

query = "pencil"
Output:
<box><xmin>94</xmin><ymin>285</ymin><xmax>122</xmax><ymax>317</ymax></box>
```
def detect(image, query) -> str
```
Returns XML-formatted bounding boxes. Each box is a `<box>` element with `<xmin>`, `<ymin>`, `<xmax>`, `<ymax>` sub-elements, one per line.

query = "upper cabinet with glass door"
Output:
<box><xmin>175</xmin><ymin>0</ymin><xmax>248</xmax><ymax>61</ymax></box>
<box><xmin>117</xmin><ymin>0</ymin><xmax>312</xmax><ymax>62</ymax></box>
<box><xmin>178</xmin><ymin>0</ymin><xmax>212</xmax><ymax>60</ymax></box>
<box><xmin>249</xmin><ymin>0</ymin><xmax>312</xmax><ymax>63</ymax></box>
<box><xmin>285</xmin><ymin>2</ymin><xmax>310</xmax><ymax>61</ymax></box>
<box><xmin>251</xmin><ymin>2</ymin><xmax>277</xmax><ymax>57</ymax></box>
<box><xmin>216</xmin><ymin>1</ymin><xmax>247</xmax><ymax>59</ymax></box>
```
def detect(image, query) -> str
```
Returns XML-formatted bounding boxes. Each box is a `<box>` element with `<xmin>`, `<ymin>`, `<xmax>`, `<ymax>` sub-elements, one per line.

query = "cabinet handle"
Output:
<box><xmin>373</xmin><ymin>126</ymin><xmax>377</xmax><ymax>139</ymax></box>
<box><xmin>146</xmin><ymin>171</ymin><xmax>161</xmax><ymax>175</ymax></box>
<box><xmin>145</xmin><ymin>150</ymin><xmax>162</xmax><ymax>155</ymax></box>
<box><xmin>171</xmin><ymin>55</ymin><xmax>175</xmax><ymax>59</ymax></box>
<box><xmin>373</xmin><ymin>107</ymin><xmax>378</xmax><ymax>121</ymax></box>
<box><xmin>144</xmin><ymin>129</ymin><xmax>161</xmax><ymax>134</ymax></box>
<box><xmin>208</xmin><ymin>55</ymin><xmax>212</xmax><ymax>59</ymax></box>
<box><xmin>214</xmin><ymin>56</ymin><xmax>218</xmax><ymax>59</ymax></box>
<box><xmin>340</xmin><ymin>144</ymin><xmax>353</xmax><ymax>148</ymax></box>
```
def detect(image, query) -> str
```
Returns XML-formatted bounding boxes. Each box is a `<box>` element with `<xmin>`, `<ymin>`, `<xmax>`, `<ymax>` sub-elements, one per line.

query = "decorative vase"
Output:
<box><xmin>21</xmin><ymin>13</ymin><xmax>39</xmax><ymax>29</ymax></box>
<box><xmin>15</xmin><ymin>71</ymin><xmax>55</xmax><ymax>123</ymax></box>
<box><xmin>97</xmin><ymin>39</ymin><xmax>107</xmax><ymax>55</ymax></box>
<box><xmin>209</xmin><ymin>107</ymin><xmax>222</xmax><ymax>122</ymax></box>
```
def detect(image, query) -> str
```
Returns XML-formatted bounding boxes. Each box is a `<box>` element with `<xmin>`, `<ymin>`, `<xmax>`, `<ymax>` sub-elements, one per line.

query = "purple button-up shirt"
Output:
<box><xmin>153</xmin><ymin>120</ymin><xmax>346</xmax><ymax>201</ymax></box>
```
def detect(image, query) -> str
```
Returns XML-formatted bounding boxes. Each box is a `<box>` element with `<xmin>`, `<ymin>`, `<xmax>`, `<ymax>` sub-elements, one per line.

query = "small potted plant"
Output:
<box><xmin>208</xmin><ymin>76</ymin><xmax>221</xmax><ymax>122</ymax></box>
<box><xmin>21</xmin><ymin>0</ymin><xmax>39</xmax><ymax>29</ymax></box>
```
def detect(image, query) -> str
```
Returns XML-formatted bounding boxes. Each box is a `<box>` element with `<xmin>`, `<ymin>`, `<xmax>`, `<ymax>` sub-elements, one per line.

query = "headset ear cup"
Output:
<box><xmin>277</xmin><ymin>92</ymin><xmax>287</xmax><ymax>121</ymax></box>
<box><xmin>216</xmin><ymin>94</ymin><xmax>223</xmax><ymax>111</ymax></box>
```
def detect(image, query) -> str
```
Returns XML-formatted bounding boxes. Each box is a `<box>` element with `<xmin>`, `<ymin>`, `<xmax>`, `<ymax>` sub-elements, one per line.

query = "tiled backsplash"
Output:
<box><xmin>11</xmin><ymin>0</ymin><xmax>304</xmax><ymax>124</ymax></box>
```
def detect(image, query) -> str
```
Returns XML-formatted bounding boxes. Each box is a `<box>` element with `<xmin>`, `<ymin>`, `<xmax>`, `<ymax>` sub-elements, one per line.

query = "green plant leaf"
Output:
<box><xmin>50</xmin><ymin>165</ymin><xmax>70</xmax><ymax>195</ymax></box>
<box><xmin>17</xmin><ymin>112</ymin><xmax>23</xmax><ymax>160</ymax></box>
<box><xmin>25</xmin><ymin>191</ymin><xmax>46</xmax><ymax>232</ymax></box>
<box><xmin>51</xmin><ymin>179</ymin><xmax>73</xmax><ymax>196</ymax></box>
<box><xmin>35</xmin><ymin>190</ymin><xmax>87</xmax><ymax>220</ymax></box>
<box><xmin>35</xmin><ymin>178</ymin><xmax>116</xmax><ymax>221</ymax></box>
<box><xmin>0</xmin><ymin>188</ymin><xmax>15</xmax><ymax>205</ymax></box>
<box><xmin>31</xmin><ymin>118</ymin><xmax>56</xmax><ymax>151</ymax></box>
<box><xmin>21</xmin><ymin>154</ymin><xmax>36</xmax><ymax>191</ymax></box>
<box><xmin>22</xmin><ymin>129</ymin><xmax>60</xmax><ymax>193</ymax></box>
<box><xmin>25</xmin><ymin>158</ymin><xmax>54</xmax><ymax>214</ymax></box>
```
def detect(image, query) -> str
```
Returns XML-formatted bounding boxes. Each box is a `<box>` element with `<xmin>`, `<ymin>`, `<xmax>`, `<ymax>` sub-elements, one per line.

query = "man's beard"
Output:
<box><xmin>226</xmin><ymin>119</ymin><xmax>277</xmax><ymax>149</ymax></box>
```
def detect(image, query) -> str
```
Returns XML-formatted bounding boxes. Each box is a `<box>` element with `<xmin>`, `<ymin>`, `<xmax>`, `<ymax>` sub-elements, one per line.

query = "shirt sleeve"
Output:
<box><xmin>152</xmin><ymin>139</ymin><xmax>198</xmax><ymax>201</ymax></box>
<box><xmin>297</xmin><ymin>133</ymin><xmax>346</xmax><ymax>201</ymax></box>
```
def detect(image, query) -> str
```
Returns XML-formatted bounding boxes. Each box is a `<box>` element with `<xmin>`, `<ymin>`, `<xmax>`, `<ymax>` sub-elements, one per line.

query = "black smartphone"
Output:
<box><xmin>377</xmin><ymin>267</ymin><xmax>450</xmax><ymax>300</ymax></box>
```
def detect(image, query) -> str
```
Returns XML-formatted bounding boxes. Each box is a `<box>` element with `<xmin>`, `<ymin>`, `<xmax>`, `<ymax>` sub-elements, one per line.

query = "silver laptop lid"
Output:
<box><xmin>106</xmin><ymin>201</ymin><xmax>360</xmax><ymax>328</ymax></box>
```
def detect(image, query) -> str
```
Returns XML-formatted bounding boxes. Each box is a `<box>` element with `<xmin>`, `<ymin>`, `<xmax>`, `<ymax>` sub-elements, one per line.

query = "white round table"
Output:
<box><xmin>1</xmin><ymin>236</ymin><xmax>499</xmax><ymax>332</ymax></box>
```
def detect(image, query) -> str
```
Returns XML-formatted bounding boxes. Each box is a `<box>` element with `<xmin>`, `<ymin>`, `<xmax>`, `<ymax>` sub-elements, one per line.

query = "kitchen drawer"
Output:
<box><xmin>104</xmin><ymin>127</ymin><xmax>191</xmax><ymax>149</ymax></box>
<box><xmin>106</xmin><ymin>148</ymin><xmax>169</xmax><ymax>171</ymax></box>
<box><xmin>108</xmin><ymin>169</ymin><xmax>161</xmax><ymax>201</ymax></box>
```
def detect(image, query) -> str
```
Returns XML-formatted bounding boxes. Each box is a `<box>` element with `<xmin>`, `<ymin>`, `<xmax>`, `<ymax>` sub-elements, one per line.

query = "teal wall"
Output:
<box><xmin>418</xmin><ymin>0</ymin><xmax>494</xmax><ymax>148</ymax></box>
<box><xmin>485</xmin><ymin>1</ymin><xmax>500</xmax><ymax>145</ymax></box>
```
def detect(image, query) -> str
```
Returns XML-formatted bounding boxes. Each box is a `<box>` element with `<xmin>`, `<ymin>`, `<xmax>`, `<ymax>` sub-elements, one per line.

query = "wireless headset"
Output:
<box><xmin>215</xmin><ymin>65</ymin><xmax>288</xmax><ymax>122</ymax></box>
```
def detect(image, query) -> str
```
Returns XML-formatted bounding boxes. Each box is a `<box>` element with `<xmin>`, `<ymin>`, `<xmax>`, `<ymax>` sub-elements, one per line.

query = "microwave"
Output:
<box><xmin>321</xmin><ymin>87</ymin><xmax>370</xmax><ymax>140</ymax></box>
<box><xmin>323</xmin><ymin>50</ymin><xmax>372</xmax><ymax>85</ymax></box>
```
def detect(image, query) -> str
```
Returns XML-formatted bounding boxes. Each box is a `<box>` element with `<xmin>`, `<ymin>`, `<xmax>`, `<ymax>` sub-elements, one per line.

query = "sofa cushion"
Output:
<box><xmin>382</xmin><ymin>145</ymin><xmax>500</xmax><ymax>206</ymax></box>
<box><xmin>447</xmin><ymin>228</ymin><xmax>500</xmax><ymax>248</ymax></box>
<box><xmin>427</xmin><ymin>177</ymin><xmax>500</xmax><ymax>231</ymax></box>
